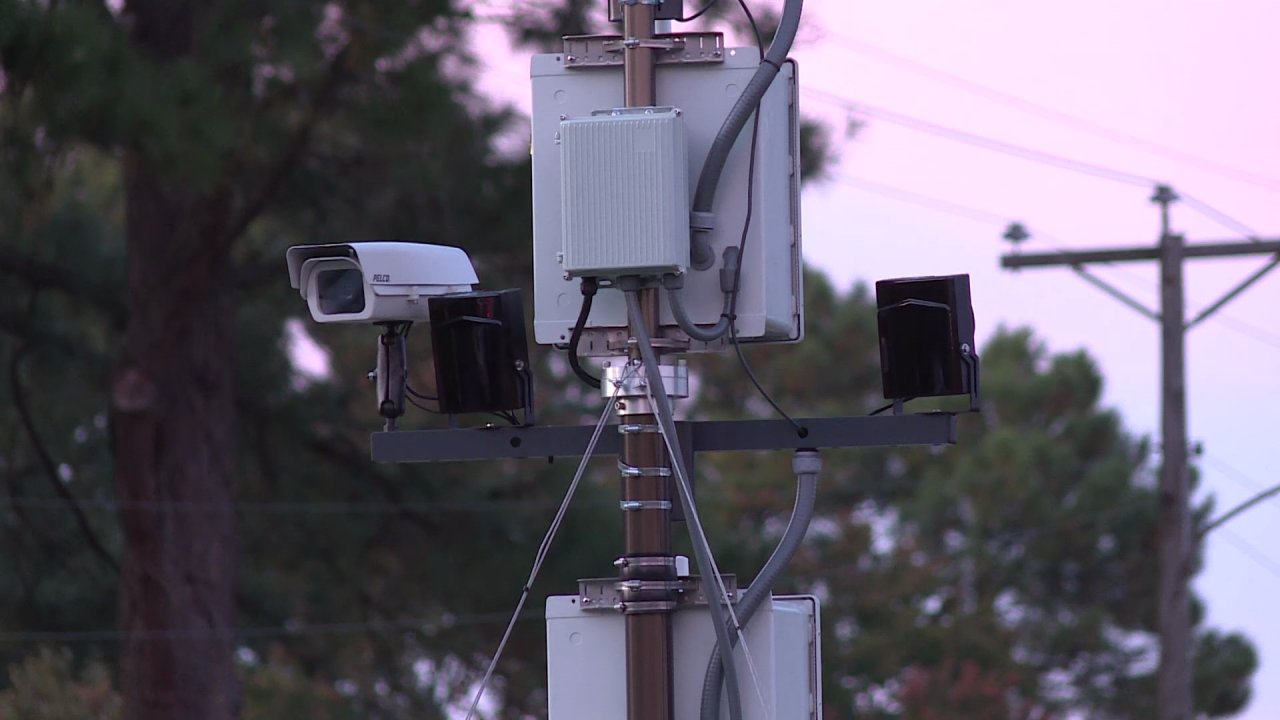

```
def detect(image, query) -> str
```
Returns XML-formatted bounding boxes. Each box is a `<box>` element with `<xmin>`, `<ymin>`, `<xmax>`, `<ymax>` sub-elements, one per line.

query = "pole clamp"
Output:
<box><xmin>618</xmin><ymin>423</ymin><xmax>661</xmax><ymax>435</ymax></box>
<box><xmin>620</xmin><ymin>499</ymin><xmax>673</xmax><ymax>511</ymax></box>
<box><xmin>613</xmin><ymin>555</ymin><xmax>675</xmax><ymax>570</ymax></box>
<box><xmin>615</xmin><ymin>600</ymin><xmax>677</xmax><ymax>614</ymax></box>
<box><xmin>618</xmin><ymin>461</ymin><xmax>672</xmax><ymax>478</ymax></box>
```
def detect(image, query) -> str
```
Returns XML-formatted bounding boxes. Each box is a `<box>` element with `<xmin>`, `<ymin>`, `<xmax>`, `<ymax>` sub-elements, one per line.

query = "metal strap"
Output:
<box><xmin>618</xmin><ymin>424</ymin><xmax>661</xmax><ymax>435</ymax></box>
<box><xmin>613</xmin><ymin>556</ymin><xmax>674</xmax><ymax>569</ymax></box>
<box><xmin>620</xmin><ymin>500</ymin><xmax>672</xmax><ymax>511</ymax></box>
<box><xmin>617</xmin><ymin>600</ymin><xmax>677</xmax><ymax>615</ymax></box>
<box><xmin>618</xmin><ymin>461</ymin><xmax>672</xmax><ymax>477</ymax></box>
<box><xmin>617</xmin><ymin>579</ymin><xmax>683</xmax><ymax>593</ymax></box>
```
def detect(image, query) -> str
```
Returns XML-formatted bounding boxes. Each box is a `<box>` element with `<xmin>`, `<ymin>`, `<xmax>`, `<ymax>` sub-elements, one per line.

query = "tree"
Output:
<box><xmin>689</xmin><ymin>272</ymin><xmax>1258</xmax><ymax>717</ymax></box>
<box><xmin>0</xmin><ymin>0</ymin><xmax>541</xmax><ymax>716</ymax></box>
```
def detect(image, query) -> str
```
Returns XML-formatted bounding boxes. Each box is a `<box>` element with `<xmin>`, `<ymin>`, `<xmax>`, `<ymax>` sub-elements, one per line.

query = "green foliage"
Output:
<box><xmin>0</xmin><ymin>647</ymin><xmax>122</xmax><ymax>720</ymax></box>
<box><xmin>689</xmin><ymin>278</ymin><xmax>1256</xmax><ymax>718</ymax></box>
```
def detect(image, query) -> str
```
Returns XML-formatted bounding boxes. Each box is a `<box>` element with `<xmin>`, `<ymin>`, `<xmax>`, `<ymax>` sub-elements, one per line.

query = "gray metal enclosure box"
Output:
<box><xmin>545</xmin><ymin>594</ymin><xmax>821</xmax><ymax>719</ymax></box>
<box><xmin>530</xmin><ymin>49</ymin><xmax>803</xmax><ymax>351</ymax></box>
<box><xmin>560</xmin><ymin>109</ymin><xmax>690</xmax><ymax>277</ymax></box>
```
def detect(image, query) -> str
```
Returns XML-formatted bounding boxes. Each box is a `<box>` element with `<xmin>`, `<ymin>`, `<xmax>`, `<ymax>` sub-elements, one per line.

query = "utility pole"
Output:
<box><xmin>618</xmin><ymin>2</ymin><xmax>676</xmax><ymax>719</ymax></box>
<box><xmin>1000</xmin><ymin>186</ymin><xmax>1280</xmax><ymax>720</ymax></box>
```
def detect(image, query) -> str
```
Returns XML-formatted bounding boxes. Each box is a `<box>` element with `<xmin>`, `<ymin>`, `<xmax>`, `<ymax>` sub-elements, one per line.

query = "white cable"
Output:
<box><xmin>639</xmin><ymin>367</ymin><xmax>771</xmax><ymax>715</ymax></box>
<box><xmin>463</xmin><ymin>367</ymin><xmax>635</xmax><ymax>720</ymax></box>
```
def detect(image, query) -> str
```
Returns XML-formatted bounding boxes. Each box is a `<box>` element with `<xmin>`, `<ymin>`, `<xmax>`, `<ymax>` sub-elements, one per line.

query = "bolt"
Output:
<box><xmin>565</xmin><ymin>55</ymin><xmax>576</xmax><ymax>63</ymax></box>
<box><xmin>961</xmin><ymin>343</ymin><xmax>972</xmax><ymax>354</ymax></box>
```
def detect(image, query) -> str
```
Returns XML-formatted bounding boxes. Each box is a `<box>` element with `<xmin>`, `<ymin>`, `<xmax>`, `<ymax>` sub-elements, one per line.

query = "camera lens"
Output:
<box><xmin>316</xmin><ymin>268</ymin><xmax>366</xmax><ymax>315</ymax></box>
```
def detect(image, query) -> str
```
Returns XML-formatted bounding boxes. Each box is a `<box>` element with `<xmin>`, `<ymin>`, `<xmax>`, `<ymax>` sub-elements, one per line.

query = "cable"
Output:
<box><xmin>688</xmin><ymin>0</ymin><xmax>803</xmax><ymax>270</ymax></box>
<box><xmin>868</xmin><ymin>398</ymin><xmax>914</xmax><ymax>416</ymax></box>
<box><xmin>701</xmin><ymin>450</ymin><xmax>819</xmax><ymax>720</ymax></box>
<box><xmin>462</xmin><ymin>363</ymin><xmax>636</xmax><ymax>720</ymax></box>
<box><xmin>624</xmin><ymin>290</ymin><xmax>748</xmax><ymax>720</ymax></box>
<box><xmin>1212</xmin><ymin>315</ymin><xmax>1280</xmax><ymax>352</ymax></box>
<box><xmin>406</xmin><ymin>382</ymin><xmax>519</xmax><ymax>426</ymax></box>
<box><xmin>821</xmin><ymin>31</ymin><xmax>1280</xmax><ymax>193</ymax></box>
<box><xmin>730</xmin><ymin>332</ymin><xmax>802</xmax><ymax>433</ymax></box>
<box><xmin>1179</xmin><ymin>193</ymin><xmax>1261</xmax><ymax>239</ymax></box>
<box><xmin>718</xmin><ymin>2</ymin><xmax>802</xmax><ymax>435</ymax></box>
<box><xmin>804</xmin><ymin>88</ymin><xmax>1158</xmax><ymax>188</ymax></box>
<box><xmin>678</xmin><ymin>0</ymin><xmax>719</xmax><ymax>22</ymax></box>
<box><xmin>1218</xmin><ymin>528</ymin><xmax>1280</xmax><ymax>582</ymax></box>
<box><xmin>568</xmin><ymin>277</ymin><xmax>602</xmax><ymax>390</ymax></box>
<box><xmin>833</xmin><ymin>174</ymin><xmax>1013</xmax><ymax>225</ymax></box>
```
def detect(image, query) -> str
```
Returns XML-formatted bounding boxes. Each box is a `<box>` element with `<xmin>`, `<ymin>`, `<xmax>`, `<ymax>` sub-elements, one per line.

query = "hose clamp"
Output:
<box><xmin>601</xmin><ymin>360</ymin><xmax>689</xmax><ymax>400</ymax></box>
<box><xmin>620</xmin><ymin>500</ymin><xmax>672</xmax><ymax>511</ymax></box>
<box><xmin>618</xmin><ymin>461</ymin><xmax>672</xmax><ymax>478</ymax></box>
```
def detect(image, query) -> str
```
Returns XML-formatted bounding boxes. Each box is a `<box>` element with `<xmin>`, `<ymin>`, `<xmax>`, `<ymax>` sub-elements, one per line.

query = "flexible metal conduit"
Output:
<box><xmin>687</xmin><ymin>0</ymin><xmax>805</xmax><ymax>272</ymax></box>
<box><xmin>700</xmin><ymin>449</ymin><xmax>820</xmax><ymax>720</ymax></box>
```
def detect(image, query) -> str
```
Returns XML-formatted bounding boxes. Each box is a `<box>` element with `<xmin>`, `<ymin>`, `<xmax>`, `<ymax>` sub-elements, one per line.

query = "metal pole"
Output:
<box><xmin>1154</xmin><ymin>185</ymin><xmax>1192</xmax><ymax>720</ymax></box>
<box><xmin>619</xmin><ymin>3</ymin><xmax>675</xmax><ymax>720</ymax></box>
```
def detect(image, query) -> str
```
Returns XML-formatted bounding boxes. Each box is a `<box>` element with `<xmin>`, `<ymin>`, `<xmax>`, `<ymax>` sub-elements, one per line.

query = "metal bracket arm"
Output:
<box><xmin>370</xmin><ymin>413</ymin><xmax>958</xmax><ymax>463</ymax></box>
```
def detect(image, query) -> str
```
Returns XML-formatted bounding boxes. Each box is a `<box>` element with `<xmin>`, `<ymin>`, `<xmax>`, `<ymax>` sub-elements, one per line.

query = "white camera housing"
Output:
<box><xmin>286</xmin><ymin>242</ymin><xmax>478</xmax><ymax>324</ymax></box>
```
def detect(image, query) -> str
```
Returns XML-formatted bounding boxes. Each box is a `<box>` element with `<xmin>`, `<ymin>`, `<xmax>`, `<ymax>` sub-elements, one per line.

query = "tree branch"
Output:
<box><xmin>219</xmin><ymin>44</ymin><xmax>351</xmax><ymax>252</ymax></box>
<box><xmin>9</xmin><ymin>344</ymin><xmax>121</xmax><ymax>575</ymax></box>
<box><xmin>0</xmin><ymin>309</ymin><xmax>106</xmax><ymax>366</ymax></box>
<box><xmin>0</xmin><ymin>252</ymin><xmax>124</xmax><ymax>320</ymax></box>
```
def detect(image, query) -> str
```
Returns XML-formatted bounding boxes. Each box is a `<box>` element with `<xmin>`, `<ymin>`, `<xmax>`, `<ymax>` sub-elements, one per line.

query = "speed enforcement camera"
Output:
<box><xmin>286</xmin><ymin>242</ymin><xmax>478</xmax><ymax>324</ymax></box>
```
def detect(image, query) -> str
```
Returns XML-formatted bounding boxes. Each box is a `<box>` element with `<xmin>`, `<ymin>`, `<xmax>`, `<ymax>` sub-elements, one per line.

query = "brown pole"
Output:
<box><xmin>1155</xmin><ymin>187</ymin><xmax>1192</xmax><ymax>720</ymax></box>
<box><xmin>619</xmin><ymin>2</ymin><xmax>675</xmax><ymax>719</ymax></box>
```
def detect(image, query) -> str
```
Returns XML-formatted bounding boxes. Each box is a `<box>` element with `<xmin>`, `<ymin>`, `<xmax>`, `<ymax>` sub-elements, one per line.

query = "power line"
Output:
<box><xmin>832</xmin><ymin>174</ymin><xmax>1012</xmax><ymax>225</ymax></box>
<box><xmin>804</xmin><ymin>88</ymin><xmax>1158</xmax><ymax>188</ymax></box>
<box><xmin>1211</xmin><ymin>315</ymin><xmax>1280</xmax><ymax>351</ymax></box>
<box><xmin>821</xmin><ymin>31</ymin><xmax>1280</xmax><ymax>193</ymax></box>
<box><xmin>0</xmin><ymin>610</ymin><xmax>540</xmax><ymax>644</ymax></box>
<box><xmin>0</xmin><ymin>496</ymin><xmax>617</xmax><ymax>516</ymax></box>
<box><xmin>1218</xmin><ymin>528</ymin><xmax>1280</xmax><ymax>582</ymax></box>
<box><xmin>1178</xmin><ymin>194</ymin><xmax>1260</xmax><ymax>239</ymax></box>
<box><xmin>1203</xmin><ymin>454</ymin><xmax>1264</xmax><ymax>493</ymax></box>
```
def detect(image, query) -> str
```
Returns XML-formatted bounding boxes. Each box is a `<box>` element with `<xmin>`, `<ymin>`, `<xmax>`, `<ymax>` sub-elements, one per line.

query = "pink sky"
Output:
<box><xmin>469</xmin><ymin>1</ymin><xmax>1280</xmax><ymax>715</ymax></box>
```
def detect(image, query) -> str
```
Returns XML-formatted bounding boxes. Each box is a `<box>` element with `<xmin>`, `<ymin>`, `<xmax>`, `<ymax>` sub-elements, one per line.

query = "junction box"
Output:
<box><xmin>530</xmin><ymin>44</ymin><xmax>804</xmax><ymax>352</ymax></box>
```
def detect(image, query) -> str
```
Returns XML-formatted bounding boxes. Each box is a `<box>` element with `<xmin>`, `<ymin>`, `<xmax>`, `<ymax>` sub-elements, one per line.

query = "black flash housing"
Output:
<box><xmin>428</xmin><ymin>289</ymin><xmax>534</xmax><ymax>423</ymax></box>
<box><xmin>875</xmin><ymin>274</ymin><xmax>978</xmax><ymax>406</ymax></box>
